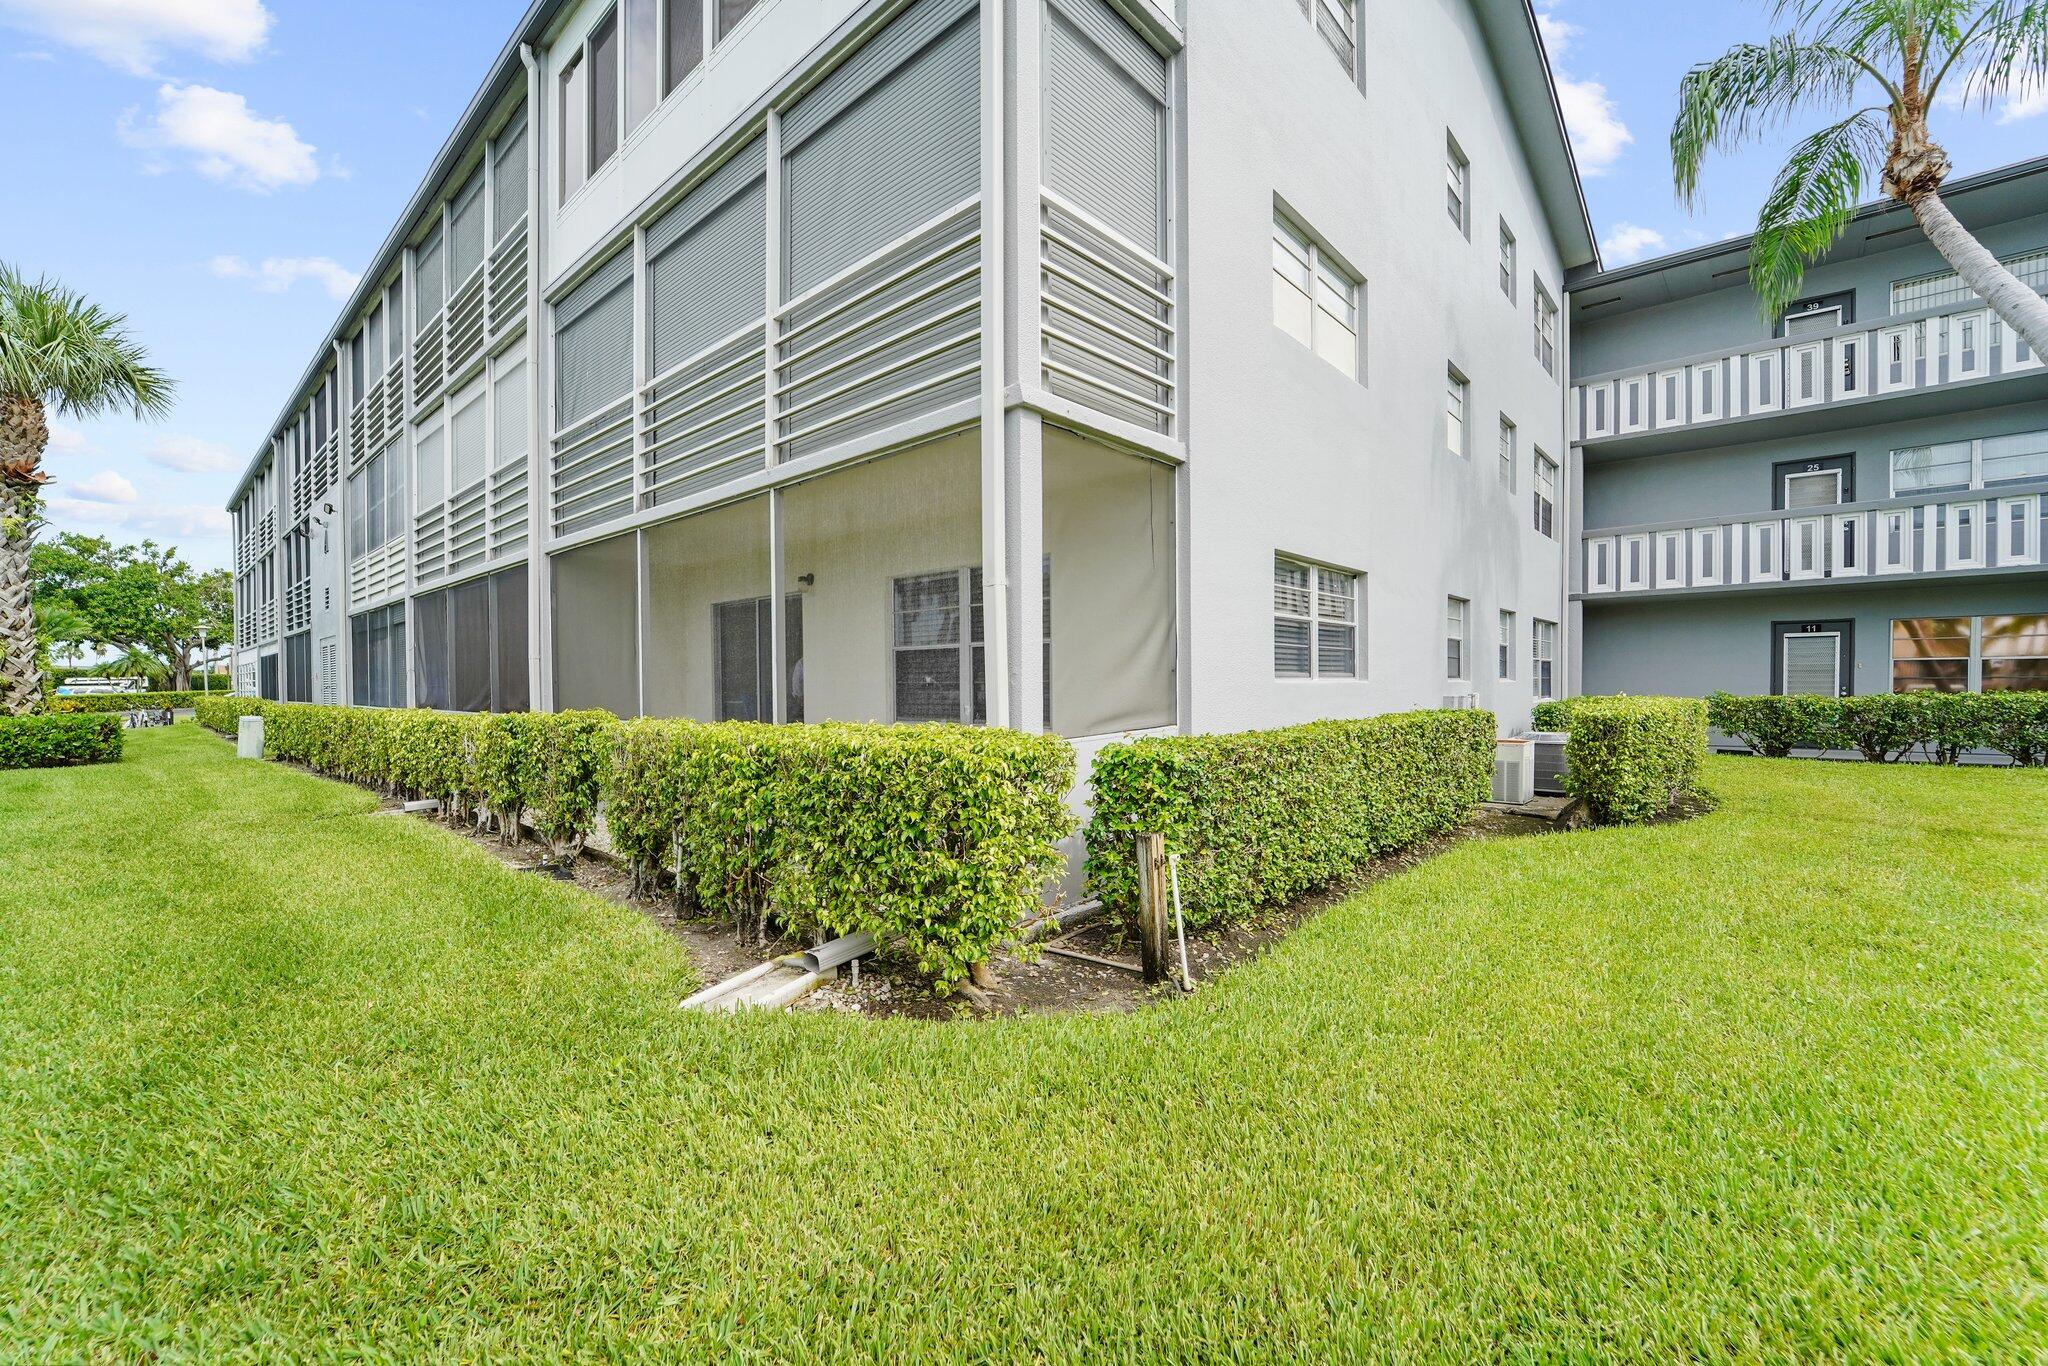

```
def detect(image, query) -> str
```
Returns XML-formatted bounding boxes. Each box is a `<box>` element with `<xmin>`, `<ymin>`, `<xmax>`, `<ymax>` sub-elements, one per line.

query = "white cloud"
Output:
<box><xmin>147</xmin><ymin>434</ymin><xmax>237</xmax><ymax>474</ymax></box>
<box><xmin>1601</xmin><ymin>222</ymin><xmax>1668</xmax><ymax>266</ymax></box>
<box><xmin>209</xmin><ymin>254</ymin><xmax>357</xmax><ymax>300</ymax></box>
<box><xmin>1535</xmin><ymin>7</ymin><xmax>1634</xmax><ymax>177</ymax></box>
<box><xmin>121</xmin><ymin>82</ymin><xmax>317</xmax><ymax>192</ymax></box>
<box><xmin>1997</xmin><ymin>81</ymin><xmax>2048</xmax><ymax>125</ymax></box>
<box><xmin>46</xmin><ymin>422</ymin><xmax>99</xmax><ymax>456</ymax></box>
<box><xmin>44</xmin><ymin>495</ymin><xmax>231</xmax><ymax>542</ymax></box>
<box><xmin>0</xmin><ymin>0</ymin><xmax>271</xmax><ymax>75</ymax></box>
<box><xmin>68</xmin><ymin>470</ymin><xmax>140</xmax><ymax>504</ymax></box>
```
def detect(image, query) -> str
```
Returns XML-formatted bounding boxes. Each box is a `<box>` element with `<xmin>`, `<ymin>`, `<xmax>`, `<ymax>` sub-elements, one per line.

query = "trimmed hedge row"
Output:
<box><xmin>0</xmin><ymin>714</ymin><xmax>124</xmax><ymax>769</ymax></box>
<box><xmin>1084</xmin><ymin>710</ymin><xmax>1495</xmax><ymax>930</ymax></box>
<box><xmin>1707</xmin><ymin>691</ymin><xmax>2048</xmax><ymax>765</ymax></box>
<box><xmin>1548</xmin><ymin>696</ymin><xmax>1708</xmax><ymax>824</ymax></box>
<box><xmin>49</xmin><ymin>691</ymin><xmax>210</xmax><ymax>714</ymax></box>
<box><xmin>607</xmin><ymin>719</ymin><xmax>1075</xmax><ymax>986</ymax></box>
<box><xmin>197</xmin><ymin>699</ymin><xmax>1076</xmax><ymax>988</ymax></box>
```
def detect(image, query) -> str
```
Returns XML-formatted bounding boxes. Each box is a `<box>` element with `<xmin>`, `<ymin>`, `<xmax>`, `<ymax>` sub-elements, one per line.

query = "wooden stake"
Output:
<box><xmin>1135</xmin><ymin>832</ymin><xmax>1168</xmax><ymax>985</ymax></box>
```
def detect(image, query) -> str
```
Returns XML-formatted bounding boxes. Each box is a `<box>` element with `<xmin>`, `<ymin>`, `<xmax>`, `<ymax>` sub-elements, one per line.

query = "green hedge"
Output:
<box><xmin>1706</xmin><ymin>691</ymin><xmax>2048</xmax><ymax>766</ymax></box>
<box><xmin>0</xmin><ymin>714</ymin><xmax>124</xmax><ymax>769</ymax></box>
<box><xmin>198</xmin><ymin>700</ymin><xmax>1077</xmax><ymax>986</ymax></box>
<box><xmin>607</xmin><ymin>719</ymin><xmax>1075</xmax><ymax>987</ymax></box>
<box><xmin>1554</xmin><ymin>696</ymin><xmax>1708</xmax><ymax>824</ymax></box>
<box><xmin>1084</xmin><ymin>710</ymin><xmax>1494</xmax><ymax>930</ymax></box>
<box><xmin>49</xmin><ymin>691</ymin><xmax>210</xmax><ymax>714</ymax></box>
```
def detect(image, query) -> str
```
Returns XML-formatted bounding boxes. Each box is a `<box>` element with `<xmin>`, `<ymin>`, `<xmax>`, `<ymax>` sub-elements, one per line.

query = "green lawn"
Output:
<box><xmin>3</xmin><ymin>726</ymin><xmax>2046</xmax><ymax>1358</ymax></box>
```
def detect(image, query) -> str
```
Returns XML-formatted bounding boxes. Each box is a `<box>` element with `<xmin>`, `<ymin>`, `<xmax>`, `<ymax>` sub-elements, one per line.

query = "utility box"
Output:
<box><xmin>236</xmin><ymin>714</ymin><xmax>265</xmax><ymax>760</ymax></box>
<box><xmin>1527</xmin><ymin>730</ymin><xmax>1570</xmax><ymax>796</ymax></box>
<box><xmin>1492</xmin><ymin>738</ymin><xmax>1535</xmax><ymax>805</ymax></box>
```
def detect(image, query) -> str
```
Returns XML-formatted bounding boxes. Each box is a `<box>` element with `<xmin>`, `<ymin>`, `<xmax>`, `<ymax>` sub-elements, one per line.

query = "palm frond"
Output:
<box><xmin>1928</xmin><ymin>1</ymin><xmax>2048</xmax><ymax>106</ymax></box>
<box><xmin>1750</xmin><ymin>111</ymin><xmax>1890</xmax><ymax>319</ymax></box>
<box><xmin>1672</xmin><ymin>38</ymin><xmax>1874</xmax><ymax>206</ymax></box>
<box><xmin>0</xmin><ymin>263</ymin><xmax>174</xmax><ymax>422</ymax></box>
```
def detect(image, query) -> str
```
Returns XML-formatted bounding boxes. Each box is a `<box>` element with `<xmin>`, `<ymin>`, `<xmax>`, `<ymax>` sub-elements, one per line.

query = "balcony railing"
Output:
<box><xmin>1582</xmin><ymin>483</ymin><xmax>2047</xmax><ymax>598</ymax></box>
<box><xmin>1573</xmin><ymin>298</ymin><xmax>2045</xmax><ymax>445</ymax></box>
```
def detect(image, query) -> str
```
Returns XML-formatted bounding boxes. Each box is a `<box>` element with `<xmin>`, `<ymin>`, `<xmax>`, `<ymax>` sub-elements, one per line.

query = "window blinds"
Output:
<box><xmin>647</xmin><ymin>139</ymin><xmax>766</xmax><ymax>372</ymax></box>
<box><xmin>554</xmin><ymin>249</ymin><xmax>635</xmax><ymax>428</ymax></box>
<box><xmin>1044</xmin><ymin>0</ymin><xmax>1167</xmax><ymax>254</ymax></box>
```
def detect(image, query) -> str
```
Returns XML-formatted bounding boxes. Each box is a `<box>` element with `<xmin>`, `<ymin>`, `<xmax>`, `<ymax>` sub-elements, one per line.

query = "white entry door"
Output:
<box><xmin>1782</xmin><ymin>631</ymin><xmax>1842</xmax><ymax>697</ymax></box>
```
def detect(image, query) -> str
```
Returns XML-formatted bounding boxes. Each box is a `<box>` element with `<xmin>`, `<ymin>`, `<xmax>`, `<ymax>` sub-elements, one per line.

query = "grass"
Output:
<box><xmin>3</xmin><ymin>725</ymin><xmax>2046</xmax><ymax>1358</ymax></box>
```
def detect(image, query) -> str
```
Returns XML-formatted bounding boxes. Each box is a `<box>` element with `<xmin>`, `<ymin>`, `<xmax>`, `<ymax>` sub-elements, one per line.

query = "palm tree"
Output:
<box><xmin>0</xmin><ymin>264</ymin><xmax>173</xmax><ymax>715</ymax></box>
<box><xmin>1673</xmin><ymin>0</ymin><xmax>2048</xmax><ymax>356</ymax></box>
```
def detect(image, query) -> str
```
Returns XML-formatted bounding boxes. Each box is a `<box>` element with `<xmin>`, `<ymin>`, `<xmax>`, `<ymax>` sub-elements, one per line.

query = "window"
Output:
<box><xmin>1273</xmin><ymin>556</ymin><xmax>1360</xmax><ymax>679</ymax></box>
<box><xmin>1891</xmin><ymin>248</ymin><xmax>2048</xmax><ymax>313</ymax></box>
<box><xmin>891</xmin><ymin>566</ymin><xmax>1026</xmax><ymax>725</ymax></box>
<box><xmin>559</xmin><ymin>53</ymin><xmax>587</xmax><ymax>202</ymax></box>
<box><xmin>1891</xmin><ymin>616</ymin><xmax>1971</xmax><ymax>692</ymax></box>
<box><xmin>1445</xmin><ymin>596</ymin><xmax>1468</xmax><ymax>679</ymax></box>
<box><xmin>349</xmin><ymin>440</ymin><xmax>407</xmax><ymax>557</ymax></box>
<box><xmin>415</xmin><ymin>227</ymin><xmax>444</xmax><ymax>328</ymax></box>
<box><xmin>350</xmin><ymin>602</ymin><xmax>408</xmax><ymax>708</ymax></box>
<box><xmin>1533</xmin><ymin>450</ymin><xmax>1558</xmax><ymax>537</ymax></box>
<box><xmin>1272</xmin><ymin>211</ymin><xmax>1361</xmax><ymax>378</ymax></box>
<box><xmin>1498</xmin><ymin>609</ymin><xmax>1515</xmax><ymax>680</ymax></box>
<box><xmin>717</xmin><ymin>0</ymin><xmax>758</xmax><ymax>41</ymax></box>
<box><xmin>1532</xmin><ymin>619</ymin><xmax>1556</xmax><ymax>698</ymax></box>
<box><xmin>1498</xmin><ymin>220</ymin><xmax>1516</xmax><ymax>299</ymax></box>
<box><xmin>1984</xmin><ymin>614</ymin><xmax>2048</xmax><ymax>692</ymax></box>
<box><xmin>1497</xmin><ymin>415</ymin><xmax>1515</xmax><ymax>489</ymax></box>
<box><xmin>1533</xmin><ymin>280</ymin><xmax>1558</xmax><ymax>375</ymax></box>
<box><xmin>1445</xmin><ymin>134</ymin><xmax>1469</xmax><ymax>235</ymax></box>
<box><xmin>664</xmin><ymin>0</ymin><xmax>704</xmax><ymax>92</ymax></box>
<box><xmin>625</xmin><ymin>0</ymin><xmax>657</xmax><ymax>133</ymax></box>
<box><xmin>1893</xmin><ymin>429</ymin><xmax>2048</xmax><ymax>495</ymax></box>
<box><xmin>589</xmin><ymin>9</ymin><xmax>620</xmax><ymax>170</ymax></box>
<box><xmin>1314</xmin><ymin>0</ymin><xmax>1356</xmax><ymax>74</ymax></box>
<box><xmin>1445</xmin><ymin>368</ymin><xmax>1467</xmax><ymax>458</ymax></box>
<box><xmin>714</xmin><ymin>594</ymin><xmax>804</xmax><ymax>722</ymax></box>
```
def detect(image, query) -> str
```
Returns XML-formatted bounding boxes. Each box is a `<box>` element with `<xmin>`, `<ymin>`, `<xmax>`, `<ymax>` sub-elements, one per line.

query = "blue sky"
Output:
<box><xmin>2</xmin><ymin>0</ymin><xmax>2043</xmax><ymax>572</ymax></box>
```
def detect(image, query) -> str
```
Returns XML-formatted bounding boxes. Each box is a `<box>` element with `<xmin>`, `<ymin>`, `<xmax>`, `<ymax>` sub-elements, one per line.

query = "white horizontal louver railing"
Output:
<box><xmin>448</xmin><ymin>479</ymin><xmax>489</xmax><ymax>574</ymax></box>
<box><xmin>1583</xmin><ymin>490</ymin><xmax>2047</xmax><ymax>596</ymax></box>
<box><xmin>285</xmin><ymin>580</ymin><xmax>311</xmax><ymax>635</ymax></box>
<box><xmin>413</xmin><ymin>505</ymin><xmax>449</xmax><ymax>584</ymax></box>
<box><xmin>489</xmin><ymin>458</ymin><xmax>528</xmax><ymax>560</ymax></box>
<box><xmin>1039</xmin><ymin>188</ymin><xmax>1174</xmax><ymax>437</ymax></box>
<box><xmin>489</xmin><ymin>220</ymin><xmax>529</xmax><ymax>337</ymax></box>
<box><xmin>446</xmin><ymin>265</ymin><xmax>489</xmax><ymax>385</ymax></box>
<box><xmin>642</xmin><ymin>322</ymin><xmax>768</xmax><ymax>507</ymax></box>
<box><xmin>412</xmin><ymin>314</ymin><xmax>446</xmax><ymax>408</ymax></box>
<box><xmin>774</xmin><ymin>198</ymin><xmax>982</xmax><ymax>462</ymax></box>
<box><xmin>350</xmin><ymin>541</ymin><xmax>406</xmax><ymax>608</ymax></box>
<box><xmin>1574</xmin><ymin>299</ymin><xmax>2046</xmax><ymax>443</ymax></box>
<box><xmin>351</xmin><ymin>360</ymin><xmax>404</xmax><ymax>468</ymax></box>
<box><xmin>550</xmin><ymin>395</ymin><xmax>636</xmax><ymax>537</ymax></box>
<box><xmin>316</xmin><ymin>434</ymin><xmax>340</xmax><ymax>497</ymax></box>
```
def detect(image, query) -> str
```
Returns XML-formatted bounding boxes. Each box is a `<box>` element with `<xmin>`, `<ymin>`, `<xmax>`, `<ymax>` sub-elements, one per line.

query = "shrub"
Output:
<box><xmin>1084</xmin><ymin>710</ymin><xmax>1494</xmax><ymax>930</ymax></box>
<box><xmin>530</xmin><ymin>711</ymin><xmax>619</xmax><ymax>857</ymax></box>
<box><xmin>473</xmin><ymin>712</ymin><xmax>549</xmax><ymax>843</ymax></box>
<box><xmin>1706</xmin><ymin>693</ymin><xmax>1842</xmax><ymax>757</ymax></box>
<box><xmin>1978</xmin><ymin>692</ymin><xmax>2048</xmax><ymax>767</ymax></box>
<box><xmin>0</xmin><ymin>714</ymin><xmax>124</xmax><ymax>769</ymax></box>
<box><xmin>1560</xmin><ymin>696</ymin><xmax>1708</xmax><ymax>824</ymax></box>
<box><xmin>1835</xmin><ymin>694</ymin><xmax>1932</xmax><ymax>763</ymax></box>
<box><xmin>604</xmin><ymin>720</ymin><xmax>1076</xmax><ymax>987</ymax></box>
<box><xmin>49</xmin><ymin>691</ymin><xmax>210</xmax><ymax>714</ymax></box>
<box><xmin>1531</xmin><ymin>697</ymin><xmax>1595</xmax><ymax>731</ymax></box>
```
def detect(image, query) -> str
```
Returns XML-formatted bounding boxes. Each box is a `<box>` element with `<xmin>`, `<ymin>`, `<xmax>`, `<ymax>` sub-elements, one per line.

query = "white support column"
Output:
<box><xmin>521</xmin><ymin>44</ymin><xmax>554</xmax><ymax>711</ymax></box>
<box><xmin>765</xmin><ymin>105</ymin><xmax>791</xmax><ymax>726</ymax></box>
<box><xmin>1004</xmin><ymin>406</ymin><xmax>1046</xmax><ymax>732</ymax></box>
<box><xmin>1003</xmin><ymin>0</ymin><xmax>1042</xmax><ymax>395</ymax></box>
<box><xmin>635</xmin><ymin>526</ymin><xmax>650</xmax><ymax>718</ymax></box>
<box><xmin>978</xmin><ymin>0</ymin><xmax>1011</xmax><ymax>727</ymax></box>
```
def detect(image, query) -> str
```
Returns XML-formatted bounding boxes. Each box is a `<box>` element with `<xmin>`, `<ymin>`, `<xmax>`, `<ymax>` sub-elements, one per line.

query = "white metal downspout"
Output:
<box><xmin>766</xmin><ymin>106</ymin><xmax>789</xmax><ymax>726</ymax></box>
<box><xmin>979</xmin><ymin>0</ymin><xmax>1011</xmax><ymax>728</ymax></box>
<box><xmin>521</xmin><ymin>43</ymin><xmax>554</xmax><ymax>711</ymax></box>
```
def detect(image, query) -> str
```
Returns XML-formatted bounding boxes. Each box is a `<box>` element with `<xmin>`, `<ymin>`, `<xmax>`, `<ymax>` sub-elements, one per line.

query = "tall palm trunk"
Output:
<box><xmin>1900</xmin><ymin>187</ymin><xmax>2048</xmax><ymax>359</ymax></box>
<box><xmin>0</xmin><ymin>390</ymin><xmax>49</xmax><ymax>715</ymax></box>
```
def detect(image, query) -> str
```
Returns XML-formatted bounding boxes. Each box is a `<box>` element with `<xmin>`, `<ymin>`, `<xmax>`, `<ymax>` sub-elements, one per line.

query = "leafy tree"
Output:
<box><xmin>1673</xmin><ymin>0</ymin><xmax>2048</xmax><ymax>356</ymax></box>
<box><xmin>32</xmin><ymin>535</ymin><xmax>230</xmax><ymax>692</ymax></box>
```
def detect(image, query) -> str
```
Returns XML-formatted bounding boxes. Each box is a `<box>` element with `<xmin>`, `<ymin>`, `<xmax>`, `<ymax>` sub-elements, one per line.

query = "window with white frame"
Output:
<box><xmin>1445</xmin><ymin>596</ymin><xmax>1468</xmax><ymax>679</ymax></box>
<box><xmin>559</xmin><ymin>51</ymin><xmax>588</xmax><ymax>202</ymax></box>
<box><xmin>1533</xmin><ymin>280</ymin><xmax>1558</xmax><ymax>375</ymax></box>
<box><xmin>1499</xmin><ymin>220</ymin><xmax>1517</xmax><ymax>299</ymax></box>
<box><xmin>1892</xmin><ymin>428</ymin><xmax>2048</xmax><ymax>495</ymax></box>
<box><xmin>1533</xmin><ymin>449</ymin><xmax>1558</xmax><ymax>537</ymax></box>
<box><xmin>1498</xmin><ymin>415</ymin><xmax>1516</xmax><ymax>489</ymax></box>
<box><xmin>1445</xmin><ymin>367</ymin><xmax>1468</xmax><ymax>458</ymax></box>
<box><xmin>1532</xmin><ymin>619</ymin><xmax>1557</xmax><ymax>698</ymax></box>
<box><xmin>1890</xmin><ymin>248</ymin><xmax>2048</xmax><ymax>314</ymax></box>
<box><xmin>1893</xmin><ymin>614</ymin><xmax>2048</xmax><ymax>693</ymax></box>
<box><xmin>1498</xmin><ymin>609</ymin><xmax>1516</xmax><ymax>680</ymax></box>
<box><xmin>1274</xmin><ymin>556</ymin><xmax>1361</xmax><ymax>679</ymax></box>
<box><xmin>1445</xmin><ymin>134</ymin><xmax>1469</xmax><ymax>235</ymax></box>
<box><xmin>1272</xmin><ymin>210</ymin><xmax>1362</xmax><ymax>378</ymax></box>
<box><xmin>890</xmin><ymin>564</ymin><xmax>1051</xmax><ymax>724</ymax></box>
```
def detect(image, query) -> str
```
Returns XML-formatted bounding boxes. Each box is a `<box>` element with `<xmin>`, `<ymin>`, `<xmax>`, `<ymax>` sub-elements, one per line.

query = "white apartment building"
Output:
<box><xmin>227</xmin><ymin>0</ymin><xmax>1596</xmax><ymax>778</ymax></box>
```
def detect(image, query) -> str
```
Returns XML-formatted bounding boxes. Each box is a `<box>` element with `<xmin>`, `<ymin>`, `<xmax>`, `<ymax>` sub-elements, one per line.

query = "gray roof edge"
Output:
<box><xmin>1477</xmin><ymin>0</ymin><xmax>1599</xmax><ymax>272</ymax></box>
<box><xmin>1564</xmin><ymin>150</ymin><xmax>2048</xmax><ymax>295</ymax></box>
<box><xmin>228</xmin><ymin>0</ymin><xmax>565</xmax><ymax>508</ymax></box>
